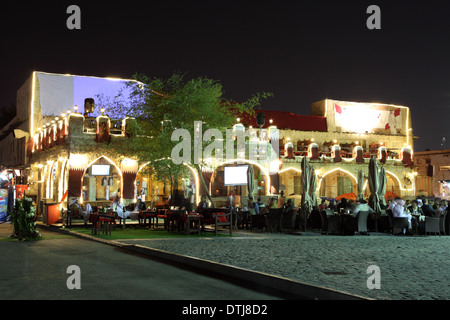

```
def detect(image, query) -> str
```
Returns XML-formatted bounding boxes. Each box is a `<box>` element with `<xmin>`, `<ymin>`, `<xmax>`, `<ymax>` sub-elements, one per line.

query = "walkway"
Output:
<box><xmin>117</xmin><ymin>231</ymin><xmax>450</xmax><ymax>300</ymax></box>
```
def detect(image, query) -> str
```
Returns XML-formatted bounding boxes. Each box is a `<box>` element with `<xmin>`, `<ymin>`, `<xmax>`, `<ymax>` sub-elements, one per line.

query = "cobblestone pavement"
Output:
<box><xmin>118</xmin><ymin>232</ymin><xmax>450</xmax><ymax>300</ymax></box>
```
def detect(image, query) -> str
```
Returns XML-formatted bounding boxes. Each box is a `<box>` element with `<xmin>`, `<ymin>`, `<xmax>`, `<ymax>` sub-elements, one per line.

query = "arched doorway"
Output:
<box><xmin>385</xmin><ymin>171</ymin><xmax>402</xmax><ymax>199</ymax></box>
<box><xmin>209</xmin><ymin>161</ymin><xmax>270</xmax><ymax>207</ymax></box>
<box><xmin>279</xmin><ymin>167</ymin><xmax>303</xmax><ymax>206</ymax></box>
<box><xmin>136</xmin><ymin>162</ymin><xmax>199</xmax><ymax>207</ymax></box>
<box><xmin>319</xmin><ymin>169</ymin><xmax>357</xmax><ymax>199</ymax></box>
<box><xmin>81</xmin><ymin>157</ymin><xmax>121</xmax><ymax>203</ymax></box>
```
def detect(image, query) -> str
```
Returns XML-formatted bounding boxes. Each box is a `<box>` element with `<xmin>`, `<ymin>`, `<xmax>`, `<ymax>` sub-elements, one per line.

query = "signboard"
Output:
<box><xmin>0</xmin><ymin>189</ymin><xmax>8</xmax><ymax>221</ymax></box>
<box><xmin>334</xmin><ymin>102</ymin><xmax>404</xmax><ymax>134</ymax></box>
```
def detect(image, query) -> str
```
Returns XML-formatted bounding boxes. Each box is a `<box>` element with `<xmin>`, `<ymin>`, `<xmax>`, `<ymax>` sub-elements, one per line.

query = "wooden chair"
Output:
<box><xmin>66</xmin><ymin>209</ymin><xmax>82</xmax><ymax>227</ymax></box>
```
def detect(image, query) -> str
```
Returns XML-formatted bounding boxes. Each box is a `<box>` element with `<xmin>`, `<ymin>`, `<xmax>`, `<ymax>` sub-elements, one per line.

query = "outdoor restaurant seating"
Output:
<box><xmin>66</xmin><ymin>209</ymin><xmax>83</xmax><ymax>227</ymax></box>
<box><xmin>356</xmin><ymin>211</ymin><xmax>370</xmax><ymax>235</ymax></box>
<box><xmin>268</xmin><ymin>208</ymin><xmax>282</xmax><ymax>233</ymax></box>
<box><xmin>319</xmin><ymin>210</ymin><xmax>339</xmax><ymax>234</ymax></box>
<box><xmin>387</xmin><ymin>209</ymin><xmax>409</xmax><ymax>235</ymax></box>
<box><xmin>201</xmin><ymin>208</ymin><xmax>233</xmax><ymax>235</ymax></box>
<box><xmin>425</xmin><ymin>216</ymin><xmax>441</xmax><ymax>236</ymax></box>
<box><xmin>439</xmin><ymin>211</ymin><xmax>448</xmax><ymax>235</ymax></box>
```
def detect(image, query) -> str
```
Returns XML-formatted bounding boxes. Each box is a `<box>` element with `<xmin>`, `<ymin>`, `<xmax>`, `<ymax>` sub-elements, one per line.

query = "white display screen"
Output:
<box><xmin>91</xmin><ymin>165</ymin><xmax>110</xmax><ymax>176</ymax></box>
<box><xmin>224</xmin><ymin>166</ymin><xmax>248</xmax><ymax>186</ymax></box>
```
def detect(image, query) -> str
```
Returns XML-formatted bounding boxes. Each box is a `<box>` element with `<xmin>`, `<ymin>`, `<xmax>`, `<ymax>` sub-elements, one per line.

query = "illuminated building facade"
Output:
<box><xmin>414</xmin><ymin>149</ymin><xmax>450</xmax><ymax>199</ymax></box>
<box><xmin>241</xmin><ymin>99</ymin><xmax>416</xmax><ymax>205</ymax></box>
<box><xmin>0</xmin><ymin>71</ymin><xmax>417</xmax><ymax>224</ymax></box>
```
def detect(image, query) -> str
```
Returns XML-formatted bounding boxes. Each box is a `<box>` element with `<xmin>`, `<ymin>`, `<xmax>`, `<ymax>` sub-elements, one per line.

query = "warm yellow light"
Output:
<box><xmin>30</xmin><ymin>72</ymin><xmax>36</xmax><ymax>135</ymax></box>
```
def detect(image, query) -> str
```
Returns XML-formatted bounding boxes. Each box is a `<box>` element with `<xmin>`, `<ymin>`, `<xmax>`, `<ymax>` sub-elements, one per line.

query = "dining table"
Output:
<box><xmin>89</xmin><ymin>212</ymin><xmax>116</xmax><ymax>235</ymax></box>
<box><xmin>138</xmin><ymin>210</ymin><xmax>157</xmax><ymax>228</ymax></box>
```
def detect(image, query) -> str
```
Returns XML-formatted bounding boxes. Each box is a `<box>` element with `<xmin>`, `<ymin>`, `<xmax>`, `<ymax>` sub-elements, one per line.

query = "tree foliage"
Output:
<box><xmin>98</xmin><ymin>72</ymin><xmax>272</xmax><ymax>206</ymax></box>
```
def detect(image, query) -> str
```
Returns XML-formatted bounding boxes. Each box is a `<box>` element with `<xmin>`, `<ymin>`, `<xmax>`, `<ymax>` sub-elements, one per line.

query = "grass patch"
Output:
<box><xmin>68</xmin><ymin>226</ymin><xmax>232</xmax><ymax>240</ymax></box>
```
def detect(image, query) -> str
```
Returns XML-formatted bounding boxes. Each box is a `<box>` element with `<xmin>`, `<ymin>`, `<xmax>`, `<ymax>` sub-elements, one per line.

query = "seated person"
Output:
<box><xmin>282</xmin><ymin>198</ymin><xmax>295</xmax><ymax>214</ymax></box>
<box><xmin>196</xmin><ymin>195</ymin><xmax>209</xmax><ymax>214</ymax></box>
<box><xmin>249</xmin><ymin>197</ymin><xmax>260</xmax><ymax>214</ymax></box>
<box><xmin>318</xmin><ymin>199</ymin><xmax>328</xmax><ymax>210</ymax></box>
<box><xmin>337</xmin><ymin>198</ymin><xmax>349</xmax><ymax>213</ymax></box>
<box><xmin>389</xmin><ymin>197</ymin><xmax>412</xmax><ymax>233</ymax></box>
<box><xmin>351</xmin><ymin>200</ymin><xmax>374</xmax><ymax>218</ymax></box>
<box><xmin>421</xmin><ymin>198</ymin><xmax>437</xmax><ymax>217</ymax></box>
<box><xmin>328</xmin><ymin>200</ymin><xmax>336</xmax><ymax>211</ymax></box>
<box><xmin>115</xmin><ymin>197</ymin><xmax>136</xmax><ymax>220</ymax></box>
<box><xmin>136</xmin><ymin>197</ymin><xmax>147</xmax><ymax>211</ymax></box>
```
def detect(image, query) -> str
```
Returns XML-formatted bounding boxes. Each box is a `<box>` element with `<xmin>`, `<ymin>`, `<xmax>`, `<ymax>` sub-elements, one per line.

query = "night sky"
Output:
<box><xmin>1</xmin><ymin>1</ymin><xmax>449</xmax><ymax>152</ymax></box>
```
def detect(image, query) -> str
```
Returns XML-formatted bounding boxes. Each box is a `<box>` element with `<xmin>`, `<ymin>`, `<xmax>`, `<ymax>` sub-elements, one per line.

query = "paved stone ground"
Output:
<box><xmin>118</xmin><ymin>232</ymin><xmax>450</xmax><ymax>300</ymax></box>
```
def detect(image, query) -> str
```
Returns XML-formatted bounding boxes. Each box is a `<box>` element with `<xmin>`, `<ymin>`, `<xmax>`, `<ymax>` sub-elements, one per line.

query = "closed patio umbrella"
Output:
<box><xmin>301</xmin><ymin>157</ymin><xmax>312</xmax><ymax>230</ymax></box>
<box><xmin>247</xmin><ymin>165</ymin><xmax>255</xmax><ymax>202</ymax></box>
<box><xmin>368</xmin><ymin>157</ymin><xmax>381</xmax><ymax>231</ymax></box>
<box><xmin>310</xmin><ymin>167</ymin><xmax>317</xmax><ymax>208</ymax></box>
<box><xmin>378</xmin><ymin>166</ymin><xmax>387</xmax><ymax>208</ymax></box>
<box><xmin>357</xmin><ymin>169</ymin><xmax>365</xmax><ymax>202</ymax></box>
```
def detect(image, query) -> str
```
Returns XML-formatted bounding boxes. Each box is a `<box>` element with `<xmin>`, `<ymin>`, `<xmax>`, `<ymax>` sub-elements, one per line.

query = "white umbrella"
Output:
<box><xmin>310</xmin><ymin>167</ymin><xmax>317</xmax><ymax>208</ymax></box>
<box><xmin>247</xmin><ymin>165</ymin><xmax>255</xmax><ymax>202</ymax></box>
<box><xmin>357</xmin><ymin>169</ymin><xmax>365</xmax><ymax>202</ymax></box>
<box><xmin>301</xmin><ymin>157</ymin><xmax>312</xmax><ymax>230</ymax></box>
<box><xmin>368</xmin><ymin>157</ymin><xmax>381</xmax><ymax>231</ymax></box>
<box><xmin>378</xmin><ymin>166</ymin><xmax>387</xmax><ymax>208</ymax></box>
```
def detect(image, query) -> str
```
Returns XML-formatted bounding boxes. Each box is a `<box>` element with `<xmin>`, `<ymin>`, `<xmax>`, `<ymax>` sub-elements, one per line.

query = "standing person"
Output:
<box><xmin>228</xmin><ymin>191</ymin><xmax>235</xmax><ymax>209</ymax></box>
<box><xmin>82</xmin><ymin>202</ymin><xmax>93</xmax><ymax>226</ymax></box>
